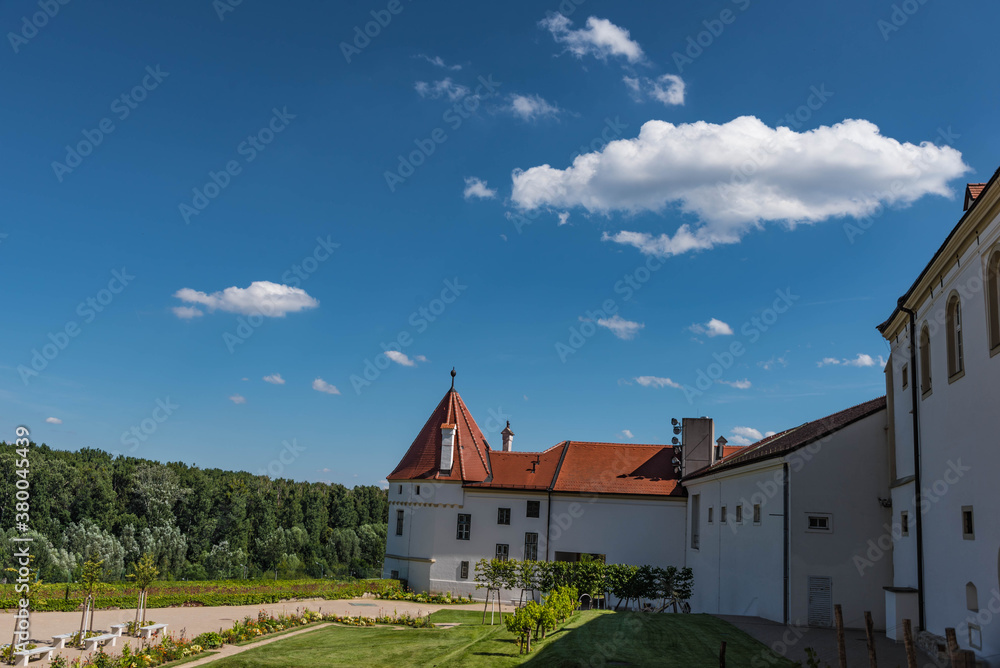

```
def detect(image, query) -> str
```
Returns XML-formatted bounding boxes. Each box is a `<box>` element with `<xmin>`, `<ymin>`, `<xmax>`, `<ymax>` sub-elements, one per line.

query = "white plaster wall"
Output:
<box><xmin>684</xmin><ymin>461</ymin><xmax>787</xmax><ymax>623</ymax></box>
<box><xmin>897</xmin><ymin>209</ymin><xmax>1000</xmax><ymax>664</ymax></box>
<box><xmin>790</xmin><ymin>410</ymin><xmax>892</xmax><ymax>630</ymax></box>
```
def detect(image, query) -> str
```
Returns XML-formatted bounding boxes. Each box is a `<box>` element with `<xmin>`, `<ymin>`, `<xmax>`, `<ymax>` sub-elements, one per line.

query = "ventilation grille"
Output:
<box><xmin>808</xmin><ymin>576</ymin><xmax>833</xmax><ymax>627</ymax></box>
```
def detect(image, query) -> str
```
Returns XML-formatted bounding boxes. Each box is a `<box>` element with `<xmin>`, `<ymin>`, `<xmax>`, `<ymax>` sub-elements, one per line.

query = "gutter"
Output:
<box><xmin>899</xmin><ymin>304</ymin><xmax>926</xmax><ymax>630</ymax></box>
<box><xmin>783</xmin><ymin>462</ymin><xmax>789</xmax><ymax>625</ymax></box>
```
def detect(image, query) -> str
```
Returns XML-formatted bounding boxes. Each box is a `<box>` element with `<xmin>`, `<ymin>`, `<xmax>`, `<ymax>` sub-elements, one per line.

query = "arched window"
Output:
<box><xmin>988</xmin><ymin>251</ymin><xmax>1000</xmax><ymax>351</ymax></box>
<box><xmin>967</xmin><ymin>582</ymin><xmax>979</xmax><ymax>612</ymax></box>
<box><xmin>946</xmin><ymin>295</ymin><xmax>964</xmax><ymax>378</ymax></box>
<box><xmin>919</xmin><ymin>325</ymin><xmax>932</xmax><ymax>396</ymax></box>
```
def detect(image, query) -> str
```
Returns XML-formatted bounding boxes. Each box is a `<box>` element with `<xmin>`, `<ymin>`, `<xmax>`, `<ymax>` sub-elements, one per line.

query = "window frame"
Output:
<box><xmin>721</xmin><ymin>505</ymin><xmax>727</xmax><ymax>524</ymax></box>
<box><xmin>460</xmin><ymin>561</ymin><xmax>469</xmax><ymax>579</ymax></box>
<box><xmin>497</xmin><ymin>507</ymin><xmax>511</xmax><ymax>525</ymax></box>
<box><xmin>962</xmin><ymin>506</ymin><xmax>975</xmax><ymax>540</ymax></box>
<box><xmin>919</xmin><ymin>324</ymin><xmax>932</xmax><ymax>398</ymax></box>
<box><xmin>806</xmin><ymin>513</ymin><xmax>833</xmax><ymax>533</ymax></box>
<box><xmin>708</xmin><ymin>507</ymin><xmax>714</xmax><ymax>524</ymax></box>
<box><xmin>524</xmin><ymin>532</ymin><xmax>538</xmax><ymax>561</ymax></box>
<box><xmin>735</xmin><ymin>505</ymin><xmax>743</xmax><ymax>524</ymax></box>
<box><xmin>901</xmin><ymin>363</ymin><xmax>908</xmax><ymax>389</ymax></box>
<box><xmin>526</xmin><ymin>500</ymin><xmax>541</xmax><ymax>518</ymax></box>
<box><xmin>395</xmin><ymin>509</ymin><xmax>404</xmax><ymax>536</ymax></box>
<box><xmin>946</xmin><ymin>294</ymin><xmax>965</xmax><ymax>382</ymax></box>
<box><xmin>900</xmin><ymin>511</ymin><xmax>909</xmax><ymax>537</ymax></box>
<box><xmin>495</xmin><ymin>543</ymin><xmax>510</xmax><ymax>561</ymax></box>
<box><xmin>987</xmin><ymin>250</ymin><xmax>1000</xmax><ymax>354</ymax></box>
<box><xmin>753</xmin><ymin>503</ymin><xmax>762</xmax><ymax>525</ymax></box>
<box><xmin>456</xmin><ymin>513</ymin><xmax>471</xmax><ymax>541</ymax></box>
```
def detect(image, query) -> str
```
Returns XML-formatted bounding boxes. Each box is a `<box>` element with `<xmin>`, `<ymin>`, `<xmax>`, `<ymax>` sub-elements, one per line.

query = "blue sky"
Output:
<box><xmin>2</xmin><ymin>0</ymin><xmax>998</xmax><ymax>487</ymax></box>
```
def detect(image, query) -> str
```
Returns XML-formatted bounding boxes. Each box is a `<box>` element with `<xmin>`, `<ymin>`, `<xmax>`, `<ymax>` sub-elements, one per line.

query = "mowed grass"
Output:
<box><xmin>206</xmin><ymin>609</ymin><xmax>796</xmax><ymax>667</ymax></box>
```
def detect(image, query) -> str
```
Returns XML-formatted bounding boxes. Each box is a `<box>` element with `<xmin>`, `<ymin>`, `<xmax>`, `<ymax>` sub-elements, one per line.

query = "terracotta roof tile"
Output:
<box><xmin>552</xmin><ymin>442</ymin><xmax>683</xmax><ymax>496</ymax></box>
<box><xmin>685</xmin><ymin>396</ymin><xmax>886</xmax><ymax>480</ymax></box>
<box><xmin>466</xmin><ymin>445</ymin><xmax>565</xmax><ymax>491</ymax></box>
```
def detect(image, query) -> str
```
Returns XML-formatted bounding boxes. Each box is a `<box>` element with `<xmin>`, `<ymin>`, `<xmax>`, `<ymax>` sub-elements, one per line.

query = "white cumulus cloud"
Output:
<box><xmin>312</xmin><ymin>378</ymin><xmax>341</xmax><ymax>395</ymax></box>
<box><xmin>818</xmin><ymin>353</ymin><xmax>885</xmax><ymax>368</ymax></box>
<box><xmin>511</xmin><ymin>116</ymin><xmax>969</xmax><ymax>258</ymax></box>
<box><xmin>263</xmin><ymin>374</ymin><xmax>285</xmax><ymax>385</ymax></box>
<box><xmin>540</xmin><ymin>13</ymin><xmax>645</xmax><ymax>63</ymax></box>
<box><xmin>173</xmin><ymin>281</ymin><xmax>319</xmax><ymax>318</ymax></box>
<box><xmin>229</xmin><ymin>394</ymin><xmax>246</xmax><ymax>404</ymax></box>
<box><xmin>634</xmin><ymin>376</ymin><xmax>681</xmax><ymax>389</ymax></box>
<box><xmin>730</xmin><ymin>426</ymin><xmax>764</xmax><ymax>446</ymax></box>
<box><xmin>463</xmin><ymin>177</ymin><xmax>497</xmax><ymax>200</ymax></box>
<box><xmin>690</xmin><ymin>318</ymin><xmax>733</xmax><ymax>337</ymax></box>
<box><xmin>45</xmin><ymin>417</ymin><xmax>62</xmax><ymax>424</ymax></box>
<box><xmin>507</xmin><ymin>94</ymin><xmax>563</xmax><ymax>121</ymax></box>
<box><xmin>386</xmin><ymin>350</ymin><xmax>425</xmax><ymax>367</ymax></box>
<box><xmin>594</xmin><ymin>314</ymin><xmax>644</xmax><ymax>340</ymax></box>
<box><xmin>624</xmin><ymin>74</ymin><xmax>686</xmax><ymax>106</ymax></box>
<box><xmin>621</xmin><ymin>429</ymin><xmax>634</xmax><ymax>439</ymax></box>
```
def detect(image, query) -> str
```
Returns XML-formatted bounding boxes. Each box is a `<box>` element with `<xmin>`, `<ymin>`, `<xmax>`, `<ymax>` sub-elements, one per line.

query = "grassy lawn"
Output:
<box><xmin>205</xmin><ymin>609</ymin><xmax>796</xmax><ymax>667</ymax></box>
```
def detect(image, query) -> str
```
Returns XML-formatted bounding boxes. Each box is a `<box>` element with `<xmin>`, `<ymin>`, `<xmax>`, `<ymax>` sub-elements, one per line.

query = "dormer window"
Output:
<box><xmin>440</xmin><ymin>423</ymin><xmax>457</xmax><ymax>471</ymax></box>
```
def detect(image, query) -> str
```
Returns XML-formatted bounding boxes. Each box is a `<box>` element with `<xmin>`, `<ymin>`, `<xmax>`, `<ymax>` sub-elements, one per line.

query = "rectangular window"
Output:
<box><xmin>708</xmin><ymin>507</ymin><xmax>714</xmax><ymax>524</ymax></box>
<box><xmin>498</xmin><ymin>507</ymin><xmax>511</xmax><ymax>525</ymax></box>
<box><xmin>807</xmin><ymin>514</ymin><xmax>832</xmax><ymax>532</ymax></box>
<box><xmin>690</xmin><ymin>494</ymin><xmax>700</xmax><ymax>549</ymax></box>
<box><xmin>524</xmin><ymin>533</ymin><xmax>538</xmax><ymax>561</ymax></box>
<box><xmin>390</xmin><ymin>570</ymin><xmax>399</xmax><ymax>580</ymax></box>
<box><xmin>527</xmin><ymin>500</ymin><xmax>540</xmax><ymax>518</ymax></box>
<box><xmin>753</xmin><ymin>504</ymin><xmax>762</xmax><ymax>525</ymax></box>
<box><xmin>395</xmin><ymin>509</ymin><xmax>404</xmax><ymax>536</ymax></box>
<box><xmin>962</xmin><ymin>506</ymin><xmax>975</xmax><ymax>539</ymax></box>
<box><xmin>398</xmin><ymin>485</ymin><xmax>402</xmax><ymax>494</ymax></box>
<box><xmin>460</xmin><ymin>561</ymin><xmax>469</xmax><ymax>579</ymax></box>
<box><xmin>900</xmin><ymin>511</ymin><xmax>909</xmax><ymax>536</ymax></box>
<box><xmin>901</xmin><ymin>364</ymin><xmax>908</xmax><ymax>389</ymax></box>
<box><xmin>415</xmin><ymin>485</ymin><xmax>421</xmax><ymax>496</ymax></box>
<box><xmin>457</xmin><ymin>513</ymin><xmax>471</xmax><ymax>540</ymax></box>
<box><xmin>496</xmin><ymin>544</ymin><xmax>509</xmax><ymax>561</ymax></box>
<box><xmin>736</xmin><ymin>505</ymin><xmax>743</xmax><ymax>524</ymax></box>
<box><xmin>721</xmin><ymin>506</ymin><xmax>727</xmax><ymax>524</ymax></box>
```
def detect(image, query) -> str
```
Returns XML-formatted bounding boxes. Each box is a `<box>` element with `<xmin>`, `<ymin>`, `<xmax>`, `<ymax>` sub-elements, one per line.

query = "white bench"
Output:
<box><xmin>138</xmin><ymin>623</ymin><xmax>168</xmax><ymax>639</ymax></box>
<box><xmin>83</xmin><ymin>633</ymin><xmax>118</xmax><ymax>652</ymax></box>
<box><xmin>14</xmin><ymin>646</ymin><xmax>54</xmax><ymax>667</ymax></box>
<box><xmin>110</xmin><ymin>624</ymin><xmax>129</xmax><ymax>637</ymax></box>
<box><xmin>51</xmin><ymin>633</ymin><xmax>74</xmax><ymax>649</ymax></box>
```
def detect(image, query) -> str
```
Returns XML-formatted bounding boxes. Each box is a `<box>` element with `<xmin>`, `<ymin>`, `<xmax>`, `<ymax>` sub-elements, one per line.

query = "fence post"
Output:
<box><xmin>945</xmin><ymin>628</ymin><xmax>960</xmax><ymax>666</ymax></box>
<box><xmin>719</xmin><ymin>640</ymin><xmax>726</xmax><ymax>668</ymax></box>
<box><xmin>902</xmin><ymin>618</ymin><xmax>918</xmax><ymax>668</ymax></box>
<box><xmin>864</xmin><ymin>610</ymin><xmax>878</xmax><ymax>668</ymax></box>
<box><xmin>835</xmin><ymin>604</ymin><xmax>848</xmax><ymax>668</ymax></box>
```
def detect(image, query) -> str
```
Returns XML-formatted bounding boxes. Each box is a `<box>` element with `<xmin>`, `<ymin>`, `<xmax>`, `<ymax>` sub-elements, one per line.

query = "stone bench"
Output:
<box><xmin>110</xmin><ymin>624</ymin><xmax>129</xmax><ymax>637</ymax></box>
<box><xmin>138</xmin><ymin>623</ymin><xmax>168</xmax><ymax>639</ymax></box>
<box><xmin>13</xmin><ymin>646</ymin><xmax>54</xmax><ymax>667</ymax></box>
<box><xmin>51</xmin><ymin>633</ymin><xmax>74</xmax><ymax>649</ymax></box>
<box><xmin>83</xmin><ymin>633</ymin><xmax>118</xmax><ymax>652</ymax></box>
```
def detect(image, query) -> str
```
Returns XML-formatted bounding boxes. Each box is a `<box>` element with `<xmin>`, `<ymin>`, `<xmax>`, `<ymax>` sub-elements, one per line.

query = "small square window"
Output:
<box><xmin>807</xmin><ymin>514</ymin><xmax>832</xmax><ymax>532</ymax></box>
<box><xmin>498</xmin><ymin>508</ymin><xmax>511</xmax><ymax>525</ymax></box>
<box><xmin>390</xmin><ymin>570</ymin><xmax>399</xmax><ymax>580</ymax></box>
<box><xmin>969</xmin><ymin>624</ymin><xmax>982</xmax><ymax>650</ymax></box>
<box><xmin>901</xmin><ymin>364</ymin><xmax>908</xmax><ymax>389</ymax></box>
<box><xmin>708</xmin><ymin>507</ymin><xmax>714</xmax><ymax>524</ymax></box>
<box><xmin>496</xmin><ymin>544</ymin><xmax>509</xmax><ymax>561</ymax></box>
<box><xmin>526</xmin><ymin>500</ymin><xmax>540</xmax><ymax>518</ymax></box>
<box><xmin>753</xmin><ymin>504</ymin><xmax>762</xmax><ymax>524</ymax></box>
<box><xmin>901</xmin><ymin>511</ymin><xmax>909</xmax><ymax>536</ymax></box>
<box><xmin>460</xmin><ymin>561</ymin><xmax>469</xmax><ymax>579</ymax></box>
<box><xmin>962</xmin><ymin>506</ymin><xmax>975</xmax><ymax>539</ymax></box>
<box><xmin>736</xmin><ymin>506</ymin><xmax>743</xmax><ymax>523</ymax></box>
<box><xmin>721</xmin><ymin>506</ymin><xmax>727</xmax><ymax>523</ymax></box>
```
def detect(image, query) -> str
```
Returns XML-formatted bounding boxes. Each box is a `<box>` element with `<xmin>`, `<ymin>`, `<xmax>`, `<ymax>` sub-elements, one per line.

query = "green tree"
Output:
<box><xmin>127</xmin><ymin>553</ymin><xmax>159</xmax><ymax>625</ymax></box>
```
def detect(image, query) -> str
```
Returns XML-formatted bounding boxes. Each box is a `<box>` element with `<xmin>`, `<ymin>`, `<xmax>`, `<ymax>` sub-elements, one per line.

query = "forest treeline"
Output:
<box><xmin>0</xmin><ymin>442</ymin><xmax>388</xmax><ymax>582</ymax></box>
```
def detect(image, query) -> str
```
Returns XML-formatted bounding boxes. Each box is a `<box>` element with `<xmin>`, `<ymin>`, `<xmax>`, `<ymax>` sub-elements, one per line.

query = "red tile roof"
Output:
<box><xmin>552</xmin><ymin>442</ymin><xmax>684</xmax><ymax>496</ymax></box>
<box><xmin>466</xmin><ymin>445</ymin><xmax>564</xmax><ymax>491</ymax></box>
<box><xmin>722</xmin><ymin>445</ymin><xmax>746</xmax><ymax>458</ymax></box>
<box><xmin>684</xmin><ymin>396</ymin><xmax>887</xmax><ymax>480</ymax></box>
<box><xmin>965</xmin><ymin>183</ymin><xmax>987</xmax><ymax>211</ymax></box>
<box><xmin>387</xmin><ymin>389</ymin><xmax>492</xmax><ymax>482</ymax></box>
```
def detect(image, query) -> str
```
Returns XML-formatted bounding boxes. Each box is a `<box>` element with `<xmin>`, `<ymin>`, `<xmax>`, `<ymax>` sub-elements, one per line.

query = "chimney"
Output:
<box><xmin>680</xmin><ymin>417</ymin><xmax>714</xmax><ymax>477</ymax></box>
<box><xmin>501</xmin><ymin>421</ymin><xmax>514</xmax><ymax>452</ymax></box>
<box><xmin>440</xmin><ymin>423</ymin><xmax>457</xmax><ymax>471</ymax></box>
<box><xmin>713</xmin><ymin>436</ymin><xmax>728</xmax><ymax>464</ymax></box>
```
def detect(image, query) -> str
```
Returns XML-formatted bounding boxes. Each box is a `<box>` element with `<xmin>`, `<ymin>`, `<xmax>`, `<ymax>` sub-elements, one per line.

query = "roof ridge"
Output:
<box><xmin>454</xmin><ymin>391</ymin><xmax>490</xmax><ymax>476</ymax></box>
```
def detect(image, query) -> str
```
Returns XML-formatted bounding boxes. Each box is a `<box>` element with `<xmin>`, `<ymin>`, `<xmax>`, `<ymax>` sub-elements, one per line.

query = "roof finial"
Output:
<box><xmin>450</xmin><ymin>367</ymin><xmax>456</xmax><ymax>390</ymax></box>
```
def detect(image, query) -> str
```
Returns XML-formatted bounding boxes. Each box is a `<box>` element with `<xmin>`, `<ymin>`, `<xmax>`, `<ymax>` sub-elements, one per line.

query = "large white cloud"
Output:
<box><xmin>173</xmin><ymin>281</ymin><xmax>319</xmax><ymax>318</ymax></box>
<box><xmin>540</xmin><ymin>13</ymin><xmax>644</xmax><ymax>64</ymax></box>
<box><xmin>511</xmin><ymin>116</ymin><xmax>969</xmax><ymax>256</ymax></box>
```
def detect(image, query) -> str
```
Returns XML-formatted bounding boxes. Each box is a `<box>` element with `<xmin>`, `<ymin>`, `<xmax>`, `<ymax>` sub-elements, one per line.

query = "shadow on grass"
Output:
<box><xmin>519</xmin><ymin>612</ymin><xmax>796</xmax><ymax>668</ymax></box>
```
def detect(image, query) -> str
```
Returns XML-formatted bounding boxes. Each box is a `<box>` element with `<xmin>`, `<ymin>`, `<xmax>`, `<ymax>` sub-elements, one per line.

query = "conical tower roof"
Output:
<box><xmin>387</xmin><ymin>387</ymin><xmax>492</xmax><ymax>482</ymax></box>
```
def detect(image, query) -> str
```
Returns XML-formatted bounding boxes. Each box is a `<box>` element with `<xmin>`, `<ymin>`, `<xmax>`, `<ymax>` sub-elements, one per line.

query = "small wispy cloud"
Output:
<box><xmin>633</xmin><ymin>376</ymin><xmax>681</xmax><ymax>389</ymax></box>
<box><xmin>817</xmin><ymin>353</ymin><xmax>885</xmax><ymax>368</ymax></box>
<box><xmin>690</xmin><ymin>318</ymin><xmax>734</xmax><ymax>337</ymax></box>
<box><xmin>172</xmin><ymin>306</ymin><xmax>204</xmax><ymax>319</ymax></box>
<box><xmin>386</xmin><ymin>351</ymin><xmax>426</xmax><ymax>367</ymax></box>
<box><xmin>540</xmin><ymin>13</ymin><xmax>645</xmax><ymax>64</ymax></box>
<box><xmin>759</xmin><ymin>356</ymin><xmax>788</xmax><ymax>370</ymax></box>
<box><xmin>45</xmin><ymin>417</ymin><xmax>62</xmax><ymax>424</ymax></box>
<box><xmin>463</xmin><ymin>177</ymin><xmax>497</xmax><ymax>200</ymax></box>
<box><xmin>506</xmin><ymin>93</ymin><xmax>563</xmax><ymax>121</ymax></box>
<box><xmin>594</xmin><ymin>314</ymin><xmax>644</xmax><ymax>340</ymax></box>
<box><xmin>558</xmin><ymin>211</ymin><xmax>570</xmax><ymax>226</ymax></box>
<box><xmin>717</xmin><ymin>379</ymin><xmax>752</xmax><ymax>390</ymax></box>
<box><xmin>263</xmin><ymin>373</ymin><xmax>285</xmax><ymax>385</ymax></box>
<box><xmin>621</xmin><ymin>429</ymin><xmax>634</xmax><ymax>439</ymax></box>
<box><xmin>623</xmin><ymin>74</ymin><xmax>686</xmax><ymax>106</ymax></box>
<box><xmin>312</xmin><ymin>378</ymin><xmax>341</xmax><ymax>395</ymax></box>
<box><xmin>229</xmin><ymin>394</ymin><xmax>247</xmax><ymax>404</ymax></box>
<box><xmin>415</xmin><ymin>54</ymin><xmax>461</xmax><ymax>70</ymax></box>
<box><xmin>414</xmin><ymin>78</ymin><xmax>469</xmax><ymax>101</ymax></box>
